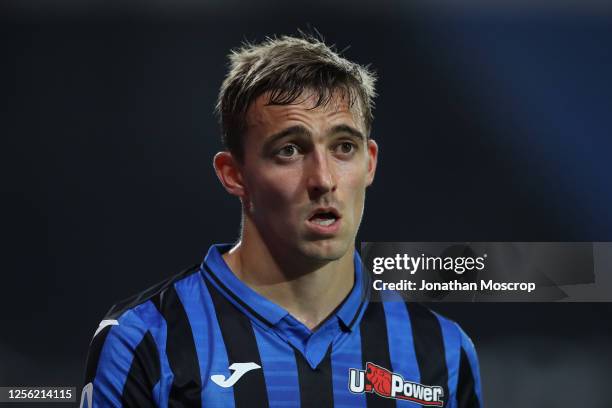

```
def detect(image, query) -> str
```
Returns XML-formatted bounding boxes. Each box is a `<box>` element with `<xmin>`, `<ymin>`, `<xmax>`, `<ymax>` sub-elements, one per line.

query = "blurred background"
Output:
<box><xmin>2</xmin><ymin>0</ymin><xmax>612</xmax><ymax>406</ymax></box>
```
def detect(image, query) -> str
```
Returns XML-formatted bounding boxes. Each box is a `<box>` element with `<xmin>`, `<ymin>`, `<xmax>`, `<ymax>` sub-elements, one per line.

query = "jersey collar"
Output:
<box><xmin>201</xmin><ymin>244</ymin><xmax>367</xmax><ymax>330</ymax></box>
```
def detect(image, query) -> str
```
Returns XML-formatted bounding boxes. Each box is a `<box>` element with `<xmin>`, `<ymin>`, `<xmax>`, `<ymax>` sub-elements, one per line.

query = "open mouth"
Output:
<box><xmin>307</xmin><ymin>207</ymin><xmax>341</xmax><ymax>233</ymax></box>
<box><xmin>309</xmin><ymin>211</ymin><xmax>339</xmax><ymax>227</ymax></box>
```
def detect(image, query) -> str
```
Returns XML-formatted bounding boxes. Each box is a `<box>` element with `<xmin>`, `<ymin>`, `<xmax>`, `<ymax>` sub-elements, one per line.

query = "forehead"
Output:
<box><xmin>244</xmin><ymin>89</ymin><xmax>366</xmax><ymax>137</ymax></box>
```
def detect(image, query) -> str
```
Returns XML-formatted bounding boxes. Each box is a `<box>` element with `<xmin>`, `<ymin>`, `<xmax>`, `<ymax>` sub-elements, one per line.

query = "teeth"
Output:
<box><xmin>313</xmin><ymin>218</ymin><xmax>335</xmax><ymax>226</ymax></box>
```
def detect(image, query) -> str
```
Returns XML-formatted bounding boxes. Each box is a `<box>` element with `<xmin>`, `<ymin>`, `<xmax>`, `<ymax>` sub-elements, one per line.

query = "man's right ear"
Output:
<box><xmin>213</xmin><ymin>151</ymin><xmax>247</xmax><ymax>198</ymax></box>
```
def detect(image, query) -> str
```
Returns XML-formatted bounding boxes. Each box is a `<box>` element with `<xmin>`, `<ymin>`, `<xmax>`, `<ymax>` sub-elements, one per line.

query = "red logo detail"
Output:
<box><xmin>366</xmin><ymin>362</ymin><xmax>393</xmax><ymax>397</ymax></box>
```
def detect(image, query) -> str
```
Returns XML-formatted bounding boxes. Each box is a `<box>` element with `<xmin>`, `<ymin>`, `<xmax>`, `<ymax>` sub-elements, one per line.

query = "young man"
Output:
<box><xmin>82</xmin><ymin>35</ymin><xmax>483</xmax><ymax>408</ymax></box>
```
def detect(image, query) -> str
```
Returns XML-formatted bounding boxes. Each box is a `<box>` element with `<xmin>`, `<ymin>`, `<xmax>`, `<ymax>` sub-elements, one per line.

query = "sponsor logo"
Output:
<box><xmin>210</xmin><ymin>362</ymin><xmax>261</xmax><ymax>388</ymax></box>
<box><xmin>349</xmin><ymin>362</ymin><xmax>444</xmax><ymax>406</ymax></box>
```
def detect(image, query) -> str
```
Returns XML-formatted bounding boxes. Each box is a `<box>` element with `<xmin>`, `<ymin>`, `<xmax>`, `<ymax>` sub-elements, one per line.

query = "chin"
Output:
<box><xmin>299</xmin><ymin>239</ymin><xmax>351</xmax><ymax>262</ymax></box>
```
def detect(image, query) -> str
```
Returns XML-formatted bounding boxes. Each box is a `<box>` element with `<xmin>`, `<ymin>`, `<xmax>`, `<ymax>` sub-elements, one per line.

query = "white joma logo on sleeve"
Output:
<box><xmin>93</xmin><ymin>319</ymin><xmax>119</xmax><ymax>338</ymax></box>
<box><xmin>210</xmin><ymin>362</ymin><xmax>261</xmax><ymax>388</ymax></box>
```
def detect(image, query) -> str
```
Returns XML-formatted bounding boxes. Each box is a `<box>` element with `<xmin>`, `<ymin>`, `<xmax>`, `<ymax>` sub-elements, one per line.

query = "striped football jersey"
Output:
<box><xmin>82</xmin><ymin>244</ymin><xmax>482</xmax><ymax>407</ymax></box>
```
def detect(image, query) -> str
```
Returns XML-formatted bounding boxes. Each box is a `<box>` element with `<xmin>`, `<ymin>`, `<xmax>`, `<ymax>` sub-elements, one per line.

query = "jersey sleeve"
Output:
<box><xmin>455</xmin><ymin>323</ymin><xmax>483</xmax><ymax>408</ymax></box>
<box><xmin>81</xmin><ymin>309</ymin><xmax>161</xmax><ymax>408</ymax></box>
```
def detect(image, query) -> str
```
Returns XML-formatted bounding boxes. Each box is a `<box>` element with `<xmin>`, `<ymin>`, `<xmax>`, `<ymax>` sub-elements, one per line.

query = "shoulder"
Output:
<box><xmin>82</xmin><ymin>264</ymin><xmax>203</xmax><ymax>406</ymax></box>
<box><xmin>87</xmin><ymin>263</ymin><xmax>202</xmax><ymax>352</ymax></box>
<box><xmin>402</xmin><ymin>302</ymin><xmax>476</xmax><ymax>349</ymax></box>
<box><xmin>375</xmin><ymin>300</ymin><xmax>479</xmax><ymax>357</ymax></box>
<box><xmin>382</xmin><ymin>301</ymin><xmax>481</xmax><ymax>376</ymax></box>
<box><xmin>426</xmin><ymin>307</ymin><xmax>479</xmax><ymax>364</ymax></box>
<box><xmin>103</xmin><ymin>263</ymin><xmax>202</xmax><ymax>321</ymax></box>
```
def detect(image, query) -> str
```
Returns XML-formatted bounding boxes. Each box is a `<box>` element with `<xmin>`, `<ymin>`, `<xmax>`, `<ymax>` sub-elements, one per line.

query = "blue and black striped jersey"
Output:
<box><xmin>82</xmin><ymin>244</ymin><xmax>483</xmax><ymax>407</ymax></box>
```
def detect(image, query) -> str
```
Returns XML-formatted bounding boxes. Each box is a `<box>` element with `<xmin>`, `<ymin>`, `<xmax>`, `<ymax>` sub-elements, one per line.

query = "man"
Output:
<box><xmin>82</xmin><ymin>34</ymin><xmax>483</xmax><ymax>408</ymax></box>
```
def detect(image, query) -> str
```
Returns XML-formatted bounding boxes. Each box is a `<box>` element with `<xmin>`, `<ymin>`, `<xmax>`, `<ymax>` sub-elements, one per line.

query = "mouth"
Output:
<box><xmin>306</xmin><ymin>207</ymin><xmax>341</xmax><ymax>234</ymax></box>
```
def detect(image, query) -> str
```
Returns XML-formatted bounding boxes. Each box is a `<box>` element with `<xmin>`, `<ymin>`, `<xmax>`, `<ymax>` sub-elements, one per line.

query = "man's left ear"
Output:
<box><xmin>366</xmin><ymin>139</ymin><xmax>378</xmax><ymax>186</ymax></box>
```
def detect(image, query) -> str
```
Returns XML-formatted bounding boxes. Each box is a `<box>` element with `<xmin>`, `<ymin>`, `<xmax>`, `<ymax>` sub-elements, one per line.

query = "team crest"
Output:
<box><xmin>348</xmin><ymin>362</ymin><xmax>444</xmax><ymax>406</ymax></box>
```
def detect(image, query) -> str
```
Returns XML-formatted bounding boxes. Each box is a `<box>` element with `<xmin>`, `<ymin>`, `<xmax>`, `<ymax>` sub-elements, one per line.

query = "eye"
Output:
<box><xmin>334</xmin><ymin>141</ymin><xmax>357</xmax><ymax>156</ymax></box>
<box><xmin>275</xmin><ymin>143</ymin><xmax>300</xmax><ymax>158</ymax></box>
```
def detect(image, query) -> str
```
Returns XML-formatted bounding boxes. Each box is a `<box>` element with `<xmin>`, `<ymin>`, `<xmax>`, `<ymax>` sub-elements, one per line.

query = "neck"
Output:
<box><xmin>222</xmin><ymin>218</ymin><xmax>355</xmax><ymax>330</ymax></box>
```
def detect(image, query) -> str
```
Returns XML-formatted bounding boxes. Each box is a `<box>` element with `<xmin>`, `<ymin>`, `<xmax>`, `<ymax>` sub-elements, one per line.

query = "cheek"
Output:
<box><xmin>337</xmin><ymin>160</ymin><xmax>369</xmax><ymax>191</ymax></box>
<box><xmin>349</xmin><ymin>187</ymin><xmax>367</xmax><ymax>217</ymax></box>
<box><xmin>338</xmin><ymin>166</ymin><xmax>369</xmax><ymax>218</ymax></box>
<box><xmin>247</xmin><ymin>166</ymin><xmax>304</xmax><ymax>211</ymax></box>
<box><xmin>336</xmin><ymin>152</ymin><xmax>370</xmax><ymax>181</ymax></box>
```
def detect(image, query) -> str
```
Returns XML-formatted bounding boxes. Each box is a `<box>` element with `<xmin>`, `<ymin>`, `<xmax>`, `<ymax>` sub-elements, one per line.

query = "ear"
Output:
<box><xmin>213</xmin><ymin>151</ymin><xmax>247</xmax><ymax>198</ymax></box>
<box><xmin>365</xmin><ymin>139</ymin><xmax>378</xmax><ymax>186</ymax></box>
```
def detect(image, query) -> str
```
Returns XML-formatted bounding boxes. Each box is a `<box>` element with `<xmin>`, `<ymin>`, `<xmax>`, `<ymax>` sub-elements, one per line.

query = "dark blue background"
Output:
<box><xmin>2</xmin><ymin>1</ymin><xmax>611</xmax><ymax>406</ymax></box>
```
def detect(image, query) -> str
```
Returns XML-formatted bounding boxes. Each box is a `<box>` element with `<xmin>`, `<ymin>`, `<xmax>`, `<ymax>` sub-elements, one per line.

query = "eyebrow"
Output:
<box><xmin>263</xmin><ymin>124</ymin><xmax>366</xmax><ymax>150</ymax></box>
<box><xmin>329</xmin><ymin>124</ymin><xmax>366</xmax><ymax>141</ymax></box>
<box><xmin>265</xmin><ymin>125</ymin><xmax>311</xmax><ymax>148</ymax></box>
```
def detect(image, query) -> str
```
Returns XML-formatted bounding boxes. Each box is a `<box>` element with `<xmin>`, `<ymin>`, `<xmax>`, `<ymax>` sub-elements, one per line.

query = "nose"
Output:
<box><xmin>306</xmin><ymin>148</ymin><xmax>336</xmax><ymax>198</ymax></box>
